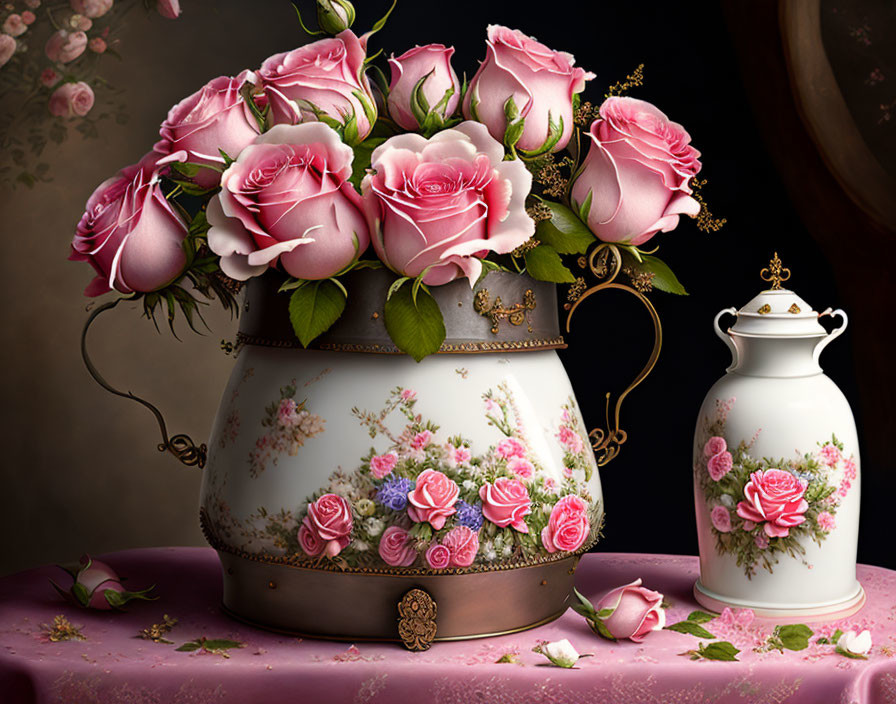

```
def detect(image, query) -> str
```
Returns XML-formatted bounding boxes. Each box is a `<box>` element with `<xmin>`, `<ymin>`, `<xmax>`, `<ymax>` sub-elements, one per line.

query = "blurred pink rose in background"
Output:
<box><xmin>207</xmin><ymin>122</ymin><xmax>369</xmax><ymax>281</ymax></box>
<box><xmin>571</xmin><ymin>97</ymin><xmax>702</xmax><ymax>246</ymax></box>
<box><xmin>21</xmin><ymin>11</ymin><xmax>36</xmax><ymax>25</ymax></box>
<box><xmin>387</xmin><ymin>44</ymin><xmax>460</xmax><ymax>131</ymax></box>
<box><xmin>0</xmin><ymin>35</ymin><xmax>16</xmax><ymax>68</ymax></box>
<box><xmin>541</xmin><ymin>494</ymin><xmax>589</xmax><ymax>552</ymax></box>
<box><xmin>462</xmin><ymin>25</ymin><xmax>593</xmax><ymax>154</ymax></box>
<box><xmin>156</xmin><ymin>0</ymin><xmax>180</xmax><ymax>19</ymax></box>
<box><xmin>88</xmin><ymin>37</ymin><xmax>106</xmax><ymax>53</ymax></box>
<box><xmin>40</xmin><ymin>68</ymin><xmax>61</xmax><ymax>87</ymax></box>
<box><xmin>258</xmin><ymin>30</ymin><xmax>376</xmax><ymax>144</ymax></box>
<box><xmin>49</xmin><ymin>81</ymin><xmax>95</xmax><ymax>118</ymax></box>
<box><xmin>69</xmin><ymin>14</ymin><xmax>93</xmax><ymax>31</ymax></box>
<box><xmin>45</xmin><ymin>30</ymin><xmax>88</xmax><ymax>63</ymax></box>
<box><xmin>70</xmin><ymin>152</ymin><xmax>188</xmax><ymax>296</ymax></box>
<box><xmin>736</xmin><ymin>469</ymin><xmax>809</xmax><ymax>538</ymax></box>
<box><xmin>154</xmin><ymin>71</ymin><xmax>259</xmax><ymax>188</ymax></box>
<box><xmin>362</xmin><ymin>121</ymin><xmax>533</xmax><ymax>286</ymax></box>
<box><xmin>596</xmin><ymin>578</ymin><xmax>665</xmax><ymax>642</ymax></box>
<box><xmin>70</xmin><ymin>0</ymin><xmax>113</xmax><ymax>18</ymax></box>
<box><xmin>3</xmin><ymin>14</ymin><xmax>27</xmax><ymax>37</ymax></box>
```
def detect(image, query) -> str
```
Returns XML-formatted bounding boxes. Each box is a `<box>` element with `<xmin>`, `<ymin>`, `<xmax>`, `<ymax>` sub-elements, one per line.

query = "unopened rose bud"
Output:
<box><xmin>50</xmin><ymin>555</ymin><xmax>157</xmax><ymax>610</ymax></box>
<box><xmin>316</xmin><ymin>0</ymin><xmax>354</xmax><ymax>34</ymax></box>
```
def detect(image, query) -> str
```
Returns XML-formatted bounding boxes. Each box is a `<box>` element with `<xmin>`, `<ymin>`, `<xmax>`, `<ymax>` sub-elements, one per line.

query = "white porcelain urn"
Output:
<box><xmin>692</xmin><ymin>256</ymin><xmax>863</xmax><ymax>621</ymax></box>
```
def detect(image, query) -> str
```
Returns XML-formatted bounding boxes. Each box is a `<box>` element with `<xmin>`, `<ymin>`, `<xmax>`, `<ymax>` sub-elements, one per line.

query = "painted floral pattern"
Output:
<box><xmin>696</xmin><ymin>397</ymin><xmax>856</xmax><ymax>577</ymax></box>
<box><xmin>247</xmin><ymin>381</ymin><xmax>325</xmax><ymax>478</ymax></box>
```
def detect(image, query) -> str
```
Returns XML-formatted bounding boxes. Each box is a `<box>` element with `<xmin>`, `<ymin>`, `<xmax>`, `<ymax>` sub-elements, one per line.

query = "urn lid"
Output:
<box><xmin>728</xmin><ymin>254</ymin><xmax>827</xmax><ymax>337</ymax></box>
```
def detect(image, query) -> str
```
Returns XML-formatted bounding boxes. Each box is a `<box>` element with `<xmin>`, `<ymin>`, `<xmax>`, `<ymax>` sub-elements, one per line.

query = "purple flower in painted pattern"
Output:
<box><xmin>455</xmin><ymin>499</ymin><xmax>484</xmax><ymax>530</ymax></box>
<box><xmin>375</xmin><ymin>476</ymin><xmax>414</xmax><ymax>511</ymax></box>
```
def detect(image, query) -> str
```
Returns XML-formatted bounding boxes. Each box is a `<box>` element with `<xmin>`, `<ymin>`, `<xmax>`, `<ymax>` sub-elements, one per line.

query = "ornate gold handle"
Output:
<box><xmin>565</xmin><ymin>243</ymin><xmax>663</xmax><ymax>467</ymax></box>
<box><xmin>81</xmin><ymin>299</ymin><xmax>207</xmax><ymax>468</ymax></box>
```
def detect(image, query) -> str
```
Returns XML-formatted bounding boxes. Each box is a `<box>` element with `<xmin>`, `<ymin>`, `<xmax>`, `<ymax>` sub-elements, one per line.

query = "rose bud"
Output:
<box><xmin>387</xmin><ymin>44</ymin><xmax>460</xmax><ymax>132</ymax></box>
<box><xmin>361</xmin><ymin>121</ymin><xmax>533</xmax><ymax>286</ymax></box>
<box><xmin>317</xmin><ymin>0</ymin><xmax>355</xmax><ymax>35</ymax></box>
<box><xmin>596</xmin><ymin>578</ymin><xmax>665</xmax><ymax>642</ymax></box>
<box><xmin>0</xmin><ymin>35</ymin><xmax>18</xmax><ymax>69</ymax></box>
<box><xmin>154</xmin><ymin>71</ymin><xmax>260</xmax><ymax>189</ymax></box>
<box><xmin>462</xmin><ymin>25</ymin><xmax>593</xmax><ymax>155</ymax></box>
<box><xmin>70</xmin><ymin>0</ymin><xmax>113</xmax><ymax>19</ymax></box>
<box><xmin>570</xmin><ymin>97</ymin><xmax>702</xmax><ymax>246</ymax></box>
<box><xmin>70</xmin><ymin>152</ymin><xmax>189</xmax><ymax>296</ymax></box>
<box><xmin>207</xmin><ymin>122</ymin><xmax>369</xmax><ymax>281</ymax></box>
<box><xmin>50</xmin><ymin>555</ymin><xmax>156</xmax><ymax>610</ymax></box>
<box><xmin>257</xmin><ymin>31</ymin><xmax>376</xmax><ymax>144</ymax></box>
<box><xmin>48</xmin><ymin>81</ymin><xmax>95</xmax><ymax>118</ymax></box>
<box><xmin>45</xmin><ymin>29</ymin><xmax>88</xmax><ymax>63</ymax></box>
<box><xmin>532</xmin><ymin>638</ymin><xmax>590</xmax><ymax>668</ymax></box>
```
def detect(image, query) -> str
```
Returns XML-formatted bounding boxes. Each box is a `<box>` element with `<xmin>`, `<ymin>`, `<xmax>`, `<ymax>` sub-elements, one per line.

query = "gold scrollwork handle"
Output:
<box><xmin>565</xmin><ymin>244</ymin><xmax>663</xmax><ymax>468</ymax></box>
<box><xmin>81</xmin><ymin>299</ymin><xmax>207</xmax><ymax>468</ymax></box>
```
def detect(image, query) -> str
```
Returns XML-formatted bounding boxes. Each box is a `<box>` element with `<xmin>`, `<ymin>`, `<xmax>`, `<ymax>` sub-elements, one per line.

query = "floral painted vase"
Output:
<box><xmin>199</xmin><ymin>268</ymin><xmax>632</xmax><ymax>645</ymax></box>
<box><xmin>693</xmin><ymin>257</ymin><xmax>863</xmax><ymax>620</ymax></box>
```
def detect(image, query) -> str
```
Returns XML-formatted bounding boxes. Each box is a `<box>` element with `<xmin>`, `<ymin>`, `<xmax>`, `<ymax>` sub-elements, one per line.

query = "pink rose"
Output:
<box><xmin>70</xmin><ymin>0</ymin><xmax>113</xmax><ymax>18</ymax></box>
<box><xmin>70</xmin><ymin>152</ymin><xmax>188</xmax><ymax>296</ymax></box>
<box><xmin>441</xmin><ymin>526</ymin><xmax>479</xmax><ymax>567</ymax></box>
<box><xmin>301</xmin><ymin>493</ymin><xmax>353</xmax><ymax>558</ymax></box>
<box><xmin>450</xmin><ymin>446</ymin><xmax>471</xmax><ymax>465</ymax></box>
<box><xmin>410</xmin><ymin>430</ymin><xmax>432</xmax><ymax>450</ymax></box>
<box><xmin>378</xmin><ymin>525</ymin><xmax>416</xmax><ymax>567</ymax></box>
<box><xmin>496</xmin><ymin>437</ymin><xmax>526</xmax><ymax>459</ymax></box>
<box><xmin>207</xmin><ymin>122</ymin><xmax>369</xmax><ymax>281</ymax></box>
<box><xmin>754</xmin><ymin>532</ymin><xmax>769</xmax><ymax>549</ymax></box>
<box><xmin>257</xmin><ymin>30</ymin><xmax>376</xmax><ymax>145</ymax></box>
<box><xmin>88</xmin><ymin>37</ymin><xmax>106</xmax><ymax>53</ymax></box>
<box><xmin>400</xmin><ymin>389</ymin><xmax>416</xmax><ymax>400</ymax></box>
<box><xmin>48</xmin><ymin>81</ymin><xmax>95</xmax><ymax>118</ymax></box>
<box><xmin>541</xmin><ymin>494</ymin><xmax>589</xmax><ymax>552</ymax></box>
<box><xmin>425</xmin><ymin>543</ymin><xmax>451</xmax><ymax>570</ymax></box>
<box><xmin>736</xmin><ymin>469</ymin><xmax>808</xmax><ymax>538</ymax></box>
<box><xmin>45</xmin><ymin>30</ymin><xmax>87</xmax><ymax>63</ymax></box>
<box><xmin>479</xmin><ymin>477</ymin><xmax>531</xmax><ymax>533</ymax></box>
<box><xmin>816</xmin><ymin>511</ymin><xmax>836</xmax><ymax>532</ymax></box>
<box><xmin>707</xmin><ymin>451</ymin><xmax>733</xmax><ymax>481</ymax></box>
<box><xmin>387</xmin><ymin>44</ymin><xmax>460</xmax><ymax>131</ymax></box>
<box><xmin>154</xmin><ymin>72</ymin><xmax>259</xmax><ymax>189</ymax></box>
<box><xmin>703</xmin><ymin>436</ymin><xmax>726</xmax><ymax>457</ymax></box>
<box><xmin>69</xmin><ymin>14</ymin><xmax>92</xmax><ymax>31</ymax></box>
<box><xmin>507</xmin><ymin>456</ymin><xmax>533</xmax><ymax>479</ymax></box>
<box><xmin>369</xmin><ymin>452</ymin><xmax>397</xmax><ymax>479</ymax></box>
<box><xmin>21</xmin><ymin>11</ymin><xmax>36</xmax><ymax>24</ymax></box>
<box><xmin>462</xmin><ymin>25</ymin><xmax>593</xmax><ymax>155</ymax></box>
<box><xmin>570</xmin><ymin>97</ymin><xmax>702</xmax><ymax>246</ymax></box>
<box><xmin>710</xmin><ymin>505</ymin><xmax>732</xmax><ymax>533</ymax></box>
<box><xmin>0</xmin><ymin>35</ymin><xmax>17</xmax><ymax>69</ymax></box>
<box><xmin>156</xmin><ymin>0</ymin><xmax>180</xmax><ymax>19</ymax></box>
<box><xmin>557</xmin><ymin>426</ymin><xmax>583</xmax><ymax>455</ymax></box>
<box><xmin>407</xmin><ymin>469</ymin><xmax>459</xmax><ymax>530</ymax></box>
<box><xmin>361</xmin><ymin>121</ymin><xmax>534</xmax><ymax>286</ymax></box>
<box><xmin>40</xmin><ymin>68</ymin><xmax>61</xmax><ymax>87</ymax></box>
<box><xmin>819</xmin><ymin>443</ymin><xmax>841</xmax><ymax>467</ymax></box>
<box><xmin>2</xmin><ymin>14</ymin><xmax>27</xmax><ymax>37</ymax></box>
<box><xmin>596</xmin><ymin>578</ymin><xmax>665</xmax><ymax>642</ymax></box>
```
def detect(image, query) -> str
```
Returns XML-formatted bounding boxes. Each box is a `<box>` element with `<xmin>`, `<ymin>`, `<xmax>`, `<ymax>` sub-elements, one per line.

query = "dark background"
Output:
<box><xmin>364</xmin><ymin>0</ymin><xmax>894</xmax><ymax>568</ymax></box>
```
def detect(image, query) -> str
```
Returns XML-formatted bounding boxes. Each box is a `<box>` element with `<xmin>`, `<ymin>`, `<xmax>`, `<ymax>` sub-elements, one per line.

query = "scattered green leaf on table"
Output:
<box><xmin>680</xmin><ymin>641</ymin><xmax>740</xmax><ymax>661</ymax></box>
<box><xmin>776</xmin><ymin>624</ymin><xmax>813</xmax><ymax>651</ymax></box>
<box><xmin>666</xmin><ymin>620</ymin><xmax>715</xmax><ymax>639</ymax></box>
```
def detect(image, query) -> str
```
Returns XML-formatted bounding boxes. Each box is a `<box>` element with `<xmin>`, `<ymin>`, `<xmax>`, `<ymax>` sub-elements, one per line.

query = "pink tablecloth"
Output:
<box><xmin>1</xmin><ymin>549</ymin><xmax>895</xmax><ymax>703</ymax></box>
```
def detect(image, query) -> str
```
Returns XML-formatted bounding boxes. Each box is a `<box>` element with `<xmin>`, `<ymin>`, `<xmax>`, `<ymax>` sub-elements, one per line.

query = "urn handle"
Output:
<box><xmin>80</xmin><ymin>299</ymin><xmax>207</xmax><ymax>469</ymax></box>
<box><xmin>566</xmin><ymin>243</ymin><xmax>663</xmax><ymax>468</ymax></box>
<box><xmin>713</xmin><ymin>307</ymin><xmax>739</xmax><ymax>372</ymax></box>
<box><xmin>813</xmin><ymin>308</ymin><xmax>848</xmax><ymax>365</ymax></box>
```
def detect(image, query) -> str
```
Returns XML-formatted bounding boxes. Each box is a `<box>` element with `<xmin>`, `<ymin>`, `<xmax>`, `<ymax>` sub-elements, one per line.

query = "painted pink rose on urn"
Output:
<box><xmin>462</xmin><ymin>25</ymin><xmax>593</xmax><ymax>155</ymax></box>
<box><xmin>703</xmin><ymin>436</ymin><xmax>726</xmax><ymax>457</ymax></box>
<box><xmin>70</xmin><ymin>152</ymin><xmax>188</xmax><ymax>296</ymax></box>
<box><xmin>480</xmin><ymin>477</ymin><xmax>531</xmax><ymax>533</ymax></box>
<box><xmin>441</xmin><ymin>526</ymin><xmax>479</xmax><ymax>567</ymax></box>
<box><xmin>299</xmin><ymin>493</ymin><xmax>353</xmax><ymax>558</ymax></box>
<box><xmin>570</xmin><ymin>97</ymin><xmax>702</xmax><ymax>246</ymax></box>
<box><xmin>361</xmin><ymin>121</ymin><xmax>534</xmax><ymax>286</ymax></box>
<box><xmin>541</xmin><ymin>494</ymin><xmax>589</xmax><ymax>553</ymax></box>
<box><xmin>736</xmin><ymin>468</ymin><xmax>808</xmax><ymax>538</ymax></box>
<box><xmin>387</xmin><ymin>44</ymin><xmax>460</xmax><ymax>131</ymax></box>
<box><xmin>369</xmin><ymin>452</ymin><xmax>397</xmax><ymax>479</ymax></box>
<box><xmin>207</xmin><ymin>122</ymin><xmax>369</xmax><ymax>281</ymax></box>
<box><xmin>425</xmin><ymin>543</ymin><xmax>451</xmax><ymax>570</ymax></box>
<box><xmin>257</xmin><ymin>30</ymin><xmax>376</xmax><ymax>144</ymax></box>
<box><xmin>707</xmin><ymin>450</ymin><xmax>733</xmax><ymax>481</ymax></box>
<box><xmin>407</xmin><ymin>469</ymin><xmax>459</xmax><ymax>530</ymax></box>
<box><xmin>596</xmin><ymin>578</ymin><xmax>665</xmax><ymax>642</ymax></box>
<box><xmin>378</xmin><ymin>525</ymin><xmax>416</xmax><ymax>567</ymax></box>
<box><xmin>49</xmin><ymin>81</ymin><xmax>95</xmax><ymax>118</ymax></box>
<box><xmin>154</xmin><ymin>71</ymin><xmax>260</xmax><ymax>188</ymax></box>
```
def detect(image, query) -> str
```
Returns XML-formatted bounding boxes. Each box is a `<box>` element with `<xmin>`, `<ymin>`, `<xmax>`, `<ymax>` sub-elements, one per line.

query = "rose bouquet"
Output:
<box><xmin>70</xmin><ymin>0</ymin><xmax>719</xmax><ymax>361</ymax></box>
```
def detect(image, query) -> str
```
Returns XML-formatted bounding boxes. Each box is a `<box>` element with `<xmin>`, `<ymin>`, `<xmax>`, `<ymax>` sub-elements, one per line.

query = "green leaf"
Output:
<box><xmin>291</xmin><ymin>2</ymin><xmax>325</xmax><ymax>36</ymax></box>
<box><xmin>578</xmin><ymin>190</ymin><xmax>593</xmax><ymax>222</ymax></box>
<box><xmin>665</xmin><ymin>620</ymin><xmax>716</xmax><ymax>639</ymax></box>
<box><xmin>367</xmin><ymin>0</ymin><xmax>397</xmax><ymax>37</ymax></box>
<box><xmin>832</xmin><ymin>629</ymin><xmax>844</xmax><ymax>642</ymax></box>
<box><xmin>474</xmin><ymin>258</ymin><xmax>509</xmax><ymax>287</ymax></box>
<box><xmin>534</xmin><ymin>200</ymin><xmax>594</xmax><ymax>254</ymax></box>
<box><xmin>410</xmin><ymin>70</ymin><xmax>434</xmax><ymax>125</ymax></box>
<box><xmin>383</xmin><ymin>283</ymin><xmax>446</xmax><ymax>362</ymax></box>
<box><xmin>687</xmin><ymin>610</ymin><xmax>717</xmax><ymax>624</ymax></box>
<box><xmin>288</xmin><ymin>279</ymin><xmax>347</xmax><ymax>347</ymax></box>
<box><xmin>176</xmin><ymin>642</ymin><xmax>201</xmax><ymax>652</ymax></box>
<box><xmin>589</xmin><ymin>618</ymin><xmax>617</xmax><ymax>641</ymax></box>
<box><xmin>387</xmin><ymin>276</ymin><xmax>410</xmax><ymax>301</ymax></box>
<box><xmin>71</xmin><ymin>583</ymin><xmax>90</xmax><ymax>607</ymax></box>
<box><xmin>776</xmin><ymin>624</ymin><xmax>813</xmax><ymax>651</ymax></box>
<box><xmin>699</xmin><ymin>641</ymin><xmax>740</xmax><ymax>661</ymax></box>
<box><xmin>835</xmin><ymin>646</ymin><xmax>868</xmax><ymax>660</ymax></box>
<box><xmin>572</xmin><ymin>588</ymin><xmax>597</xmax><ymax>618</ymax></box>
<box><xmin>349</xmin><ymin>136</ymin><xmax>386</xmax><ymax>191</ymax></box>
<box><xmin>524</xmin><ymin>245</ymin><xmax>575</xmax><ymax>283</ymax></box>
<box><xmin>629</xmin><ymin>254</ymin><xmax>688</xmax><ymax>295</ymax></box>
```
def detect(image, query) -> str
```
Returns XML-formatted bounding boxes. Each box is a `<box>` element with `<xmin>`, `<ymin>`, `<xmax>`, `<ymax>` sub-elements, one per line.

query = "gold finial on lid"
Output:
<box><xmin>760</xmin><ymin>252</ymin><xmax>791</xmax><ymax>290</ymax></box>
